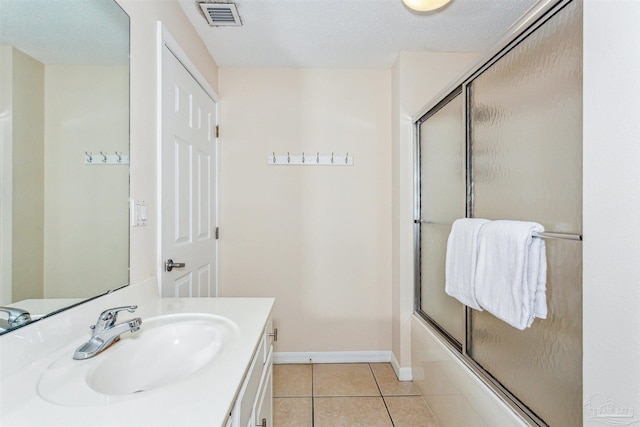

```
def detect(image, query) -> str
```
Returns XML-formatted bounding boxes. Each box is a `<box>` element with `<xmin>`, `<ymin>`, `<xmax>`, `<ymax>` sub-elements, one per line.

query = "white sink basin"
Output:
<box><xmin>38</xmin><ymin>313</ymin><xmax>237</xmax><ymax>406</ymax></box>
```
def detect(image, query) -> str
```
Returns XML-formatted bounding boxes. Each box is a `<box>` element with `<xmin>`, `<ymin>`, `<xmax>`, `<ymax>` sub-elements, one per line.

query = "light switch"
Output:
<box><xmin>130</xmin><ymin>199</ymin><xmax>148</xmax><ymax>227</ymax></box>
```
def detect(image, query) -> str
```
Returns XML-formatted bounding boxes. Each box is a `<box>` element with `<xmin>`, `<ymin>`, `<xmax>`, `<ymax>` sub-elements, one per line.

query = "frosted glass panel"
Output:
<box><xmin>469</xmin><ymin>1</ymin><xmax>582</xmax><ymax>426</ymax></box>
<box><xmin>471</xmin><ymin>4</ymin><xmax>582</xmax><ymax>231</ymax></box>
<box><xmin>419</xmin><ymin>93</ymin><xmax>465</xmax><ymax>344</ymax></box>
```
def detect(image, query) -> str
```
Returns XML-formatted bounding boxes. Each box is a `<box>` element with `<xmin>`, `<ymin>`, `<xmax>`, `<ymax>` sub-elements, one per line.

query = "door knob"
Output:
<box><xmin>165</xmin><ymin>259</ymin><xmax>186</xmax><ymax>272</ymax></box>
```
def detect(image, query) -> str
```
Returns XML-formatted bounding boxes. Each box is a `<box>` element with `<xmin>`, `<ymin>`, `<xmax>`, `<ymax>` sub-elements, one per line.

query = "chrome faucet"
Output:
<box><xmin>73</xmin><ymin>305</ymin><xmax>142</xmax><ymax>360</ymax></box>
<box><xmin>0</xmin><ymin>307</ymin><xmax>32</xmax><ymax>330</ymax></box>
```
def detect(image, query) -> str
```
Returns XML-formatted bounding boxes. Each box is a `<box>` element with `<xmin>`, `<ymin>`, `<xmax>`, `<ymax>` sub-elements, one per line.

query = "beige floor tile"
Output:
<box><xmin>314</xmin><ymin>397</ymin><xmax>393</xmax><ymax>427</ymax></box>
<box><xmin>384</xmin><ymin>396</ymin><xmax>440</xmax><ymax>427</ymax></box>
<box><xmin>273</xmin><ymin>397</ymin><xmax>312</xmax><ymax>427</ymax></box>
<box><xmin>273</xmin><ymin>364</ymin><xmax>312</xmax><ymax>397</ymax></box>
<box><xmin>422</xmin><ymin>394</ymin><xmax>489</xmax><ymax>427</ymax></box>
<box><xmin>370</xmin><ymin>363</ymin><xmax>421</xmax><ymax>396</ymax></box>
<box><xmin>313</xmin><ymin>363</ymin><xmax>380</xmax><ymax>397</ymax></box>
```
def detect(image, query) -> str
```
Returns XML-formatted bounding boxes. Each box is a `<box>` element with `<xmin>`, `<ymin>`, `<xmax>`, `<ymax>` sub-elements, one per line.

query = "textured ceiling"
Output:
<box><xmin>0</xmin><ymin>0</ymin><xmax>129</xmax><ymax>65</ymax></box>
<box><xmin>180</xmin><ymin>0</ymin><xmax>541</xmax><ymax>69</ymax></box>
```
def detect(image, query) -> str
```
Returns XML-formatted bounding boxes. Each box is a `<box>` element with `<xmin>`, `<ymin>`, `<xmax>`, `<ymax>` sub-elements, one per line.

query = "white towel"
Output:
<box><xmin>474</xmin><ymin>220</ymin><xmax>548</xmax><ymax>330</ymax></box>
<box><xmin>445</xmin><ymin>218</ymin><xmax>490</xmax><ymax>310</ymax></box>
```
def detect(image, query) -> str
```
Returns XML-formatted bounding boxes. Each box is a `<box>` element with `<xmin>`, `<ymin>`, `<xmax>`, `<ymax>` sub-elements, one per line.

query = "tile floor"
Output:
<box><xmin>273</xmin><ymin>363</ymin><xmax>440</xmax><ymax>427</ymax></box>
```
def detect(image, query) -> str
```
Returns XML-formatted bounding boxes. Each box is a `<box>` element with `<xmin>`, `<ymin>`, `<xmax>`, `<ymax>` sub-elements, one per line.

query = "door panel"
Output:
<box><xmin>196</xmin><ymin>148</ymin><xmax>211</xmax><ymax>239</ymax></box>
<box><xmin>175</xmin><ymin>273</ymin><xmax>192</xmax><ymax>297</ymax></box>
<box><xmin>175</xmin><ymin>138</ymin><xmax>192</xmax><ymax>244</ymax></box>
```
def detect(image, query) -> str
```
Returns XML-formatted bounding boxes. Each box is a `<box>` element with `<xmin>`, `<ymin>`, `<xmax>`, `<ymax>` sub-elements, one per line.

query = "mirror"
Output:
<box><xmin>0</xmin><ymin>0</ymin><xmax>130</xmax><ymax>333</ymax></box>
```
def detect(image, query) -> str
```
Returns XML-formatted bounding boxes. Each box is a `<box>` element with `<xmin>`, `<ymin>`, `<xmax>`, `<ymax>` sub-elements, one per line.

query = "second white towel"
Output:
<box><xmin>474</xmin><ymin>220</ymin><xmax>548</xmax><ymax>330</ymax></box>
<box><xmin>445</xmin><ymin>218</ymin><xmax>490</xmax><ymax>311</ymax></box>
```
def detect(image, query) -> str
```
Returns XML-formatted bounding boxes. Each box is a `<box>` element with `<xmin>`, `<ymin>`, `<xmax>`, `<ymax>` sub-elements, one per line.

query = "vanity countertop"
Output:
<box><xmin>0</xmin><ymin>279</ymin><xmax>274</xmax><ymax>427</ymax></box>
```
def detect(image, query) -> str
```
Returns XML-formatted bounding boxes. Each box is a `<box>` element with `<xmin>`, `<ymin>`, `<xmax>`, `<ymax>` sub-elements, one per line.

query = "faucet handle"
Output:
<box><xmin>96</xmin><ymin>305</ymin><xmax>138</xmax><ymax>328</ymax></box>
<box><xmin>0</xmin><ymin>306</ymin><xmax>32</xmax><ymax>326</ymax></box>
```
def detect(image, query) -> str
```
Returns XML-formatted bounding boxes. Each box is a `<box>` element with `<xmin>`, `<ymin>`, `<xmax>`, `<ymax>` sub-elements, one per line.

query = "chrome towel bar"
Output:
<box><xmin>414</xmin><ymin>220</ymin><xmax>583</xmax><ymax>241</ymax></box>
<box><xmin>531</xmin><ymin>231</ymin><xmax>582</xmax><ymax>241</ymax></box>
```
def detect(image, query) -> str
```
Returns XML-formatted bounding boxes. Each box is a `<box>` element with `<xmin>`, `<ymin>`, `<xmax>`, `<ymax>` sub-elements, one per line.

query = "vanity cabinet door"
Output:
<box><xmin>232</xmin><ymin>317</ymin><xmax>272</xmax><ymax>427</ymax></box>
<box><xmin>254</xmin><ymin>347</ymin><xmax>273</xmax><ymax>427</ymax></box>
<box><xmin>233</xmin><ymin>347</ymin><xmax>262</xmax><ymax>427</ymax></box>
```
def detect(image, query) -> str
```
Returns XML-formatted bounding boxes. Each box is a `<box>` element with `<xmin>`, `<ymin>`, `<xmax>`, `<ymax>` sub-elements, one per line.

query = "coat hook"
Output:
<box><xmin>272</xmin><ymin>152</ymin><xmax>276</xmax><ymax>163</ymax></box>
<box><xmin>316</xmin><ymin>152</ymin><xmax>320</xmax><ymax>164</ymax></box>
<box><xmin>345</xmin><ymin>153</ymin><xmax>349</xmax><ymax>164</ymax></box>
<box><xmin>331</xmin><ymin>152</ymin><xmax>334</xmax><ymax>164</ymax></box>
<box><xmin>287</xmin><ymin>152</ymin><xmax>290</xmax><ymax>163</ymax></box>
<box><xmin>85</xmin><ymin>151</ymin><xmax>93</xmax><ymax>163</ymax></box>
<box><xmin>100</xmin><ymin>151</ymin><xmax>107</xmax><ymax>163</ymax></box>
<box><xmin>115</xmin><ymin>151</ymin><xmax>122</xmax><ymax>163</ymax></box>
<box><xmin>302</xmin><ymin>152</ymin><xmax>305</xmax><ymax>163</ymax></box>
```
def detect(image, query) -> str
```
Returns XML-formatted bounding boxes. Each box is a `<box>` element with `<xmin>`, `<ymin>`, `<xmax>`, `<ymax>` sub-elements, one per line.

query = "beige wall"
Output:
<box><xmin>218</xmin><ymin>68</ymin><xmax>392</xmax><ymax>353</ymax></box>
<box><xmin>10</xmin><ymin>48</ymin><xmax>45</xmax><ymax>302</ymax></box>
<box><xmin>1</xmin><ymin>52</ymin><xmax>129</xmax><ymax>302</ymax></box>
<box><xmin>391</xmin><ymin>52</ymin><xmax>479</xmax><ymax>369</ymax></box>
<box><xmin>43</xmin><ymin>65</ymin><xmax>129</xmax><ymax>298</ymax></box>
<box><xmin>115</xmin><ymin>0</ymin><xmax>219</xmax><ymax>284</ymax></box>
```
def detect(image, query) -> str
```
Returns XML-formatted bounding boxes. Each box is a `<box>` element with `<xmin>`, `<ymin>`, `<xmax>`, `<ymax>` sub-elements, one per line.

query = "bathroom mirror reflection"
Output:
<box><xmin>0</xmin><ymin>0</ymin><xmax>130</xmax><ymax>333</ymax></box>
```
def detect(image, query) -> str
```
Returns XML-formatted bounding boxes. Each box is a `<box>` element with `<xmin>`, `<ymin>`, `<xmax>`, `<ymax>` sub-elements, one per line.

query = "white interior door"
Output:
<box><xmin>160</xmin><ymin>44</ymin><xmax>218</xmax><ymax>297</ymax></box>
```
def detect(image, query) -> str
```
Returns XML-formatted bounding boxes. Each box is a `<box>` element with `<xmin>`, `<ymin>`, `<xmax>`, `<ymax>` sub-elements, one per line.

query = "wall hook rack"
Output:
<box><xmin>268</xmin><ymin>152</ymin><xmax>353</xmax><ymax>166</ymax></box>
<box><xmin>84</xmin><ymin>151</ymin><xmax>129</xmax><ymax>165</ymax></box>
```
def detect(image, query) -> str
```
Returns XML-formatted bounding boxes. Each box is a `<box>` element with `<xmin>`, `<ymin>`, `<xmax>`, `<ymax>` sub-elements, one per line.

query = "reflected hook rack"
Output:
<box><xmin>84</xmin><ymin>151</ymin><xmax>129</xmax><ymax>165</ymax></box>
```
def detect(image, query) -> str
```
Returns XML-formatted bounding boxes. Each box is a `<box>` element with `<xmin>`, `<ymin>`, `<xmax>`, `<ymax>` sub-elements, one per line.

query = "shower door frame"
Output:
<box><xmin>412</xmin><ymin>0</ymin><xmax>579</xmax><ymax>425</ymax></box>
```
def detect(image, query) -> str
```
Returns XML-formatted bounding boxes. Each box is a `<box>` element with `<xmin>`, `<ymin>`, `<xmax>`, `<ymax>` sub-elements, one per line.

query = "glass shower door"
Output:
<box><xmin>468</xmin><ymin>1</ymin><xmax>583</xmax><ymax>425</ymax></box>
<box><xmin>417</xmin><ymin>91</ymin><xmax>466</xmax><ymax>345</ymax></box>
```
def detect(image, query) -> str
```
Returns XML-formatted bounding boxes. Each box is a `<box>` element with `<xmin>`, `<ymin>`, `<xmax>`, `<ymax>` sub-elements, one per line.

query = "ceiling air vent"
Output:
<box><xmin>199</xmin><ymin>3</ymin><xmax>242</xmax><ymax>26</ymax></box>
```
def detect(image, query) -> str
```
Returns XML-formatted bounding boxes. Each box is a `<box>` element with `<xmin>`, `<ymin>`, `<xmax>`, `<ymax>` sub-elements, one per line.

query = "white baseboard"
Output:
<box><xmin>273</xmin><ymin>351</ymin><xmax>391</xmax><ymax>365</ymax></box>
<box><xmin>390</xmin><ymin>352</ymin><xmax>413</xmax><ymax>381</ymax></box>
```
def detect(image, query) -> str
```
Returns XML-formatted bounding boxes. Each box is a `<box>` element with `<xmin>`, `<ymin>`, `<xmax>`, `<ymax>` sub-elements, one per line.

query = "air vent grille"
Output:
<box><xmin>199</xmin><ymin>3</ymin><xmax>242</xmax><ymax>26</ymax></box>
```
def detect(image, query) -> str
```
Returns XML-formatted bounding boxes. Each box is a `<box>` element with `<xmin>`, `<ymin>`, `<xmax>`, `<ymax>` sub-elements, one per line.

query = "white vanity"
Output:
<box><xmin>0</xmin><ymin>279</ymin><xmax>275</xmax><ymax>427</ymax></box>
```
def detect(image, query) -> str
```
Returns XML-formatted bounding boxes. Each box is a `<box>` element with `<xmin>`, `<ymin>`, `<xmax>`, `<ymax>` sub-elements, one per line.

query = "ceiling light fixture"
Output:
<box><xmin>402</xmin><ymin>0</ymin><xmax>451</xmax><ymax>12</ymax></box>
